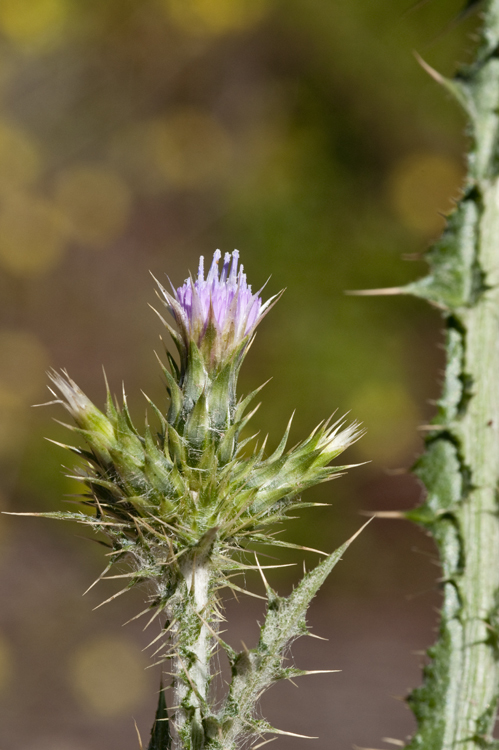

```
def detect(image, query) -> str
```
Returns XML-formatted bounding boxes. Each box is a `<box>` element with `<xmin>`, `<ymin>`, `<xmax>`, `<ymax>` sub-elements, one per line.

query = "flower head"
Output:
<box><xmin>159</xmin><ymin>249</ymin><xmax>275</xmax><ymax>370</ymax></box>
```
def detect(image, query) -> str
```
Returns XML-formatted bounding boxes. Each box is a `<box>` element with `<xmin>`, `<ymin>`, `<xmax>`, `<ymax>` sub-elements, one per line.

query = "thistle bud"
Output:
<box><xmin>49</xmin><ymin>370</ymin><xmax>115</xmax><ymax>464</ymax></box>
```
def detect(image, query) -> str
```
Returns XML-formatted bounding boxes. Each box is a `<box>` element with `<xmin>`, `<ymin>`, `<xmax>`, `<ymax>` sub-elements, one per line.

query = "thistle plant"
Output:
<box><xmin>28</xmin><ymin>249</ymin><xmax>362</xmax><ymax>749</ymax></box>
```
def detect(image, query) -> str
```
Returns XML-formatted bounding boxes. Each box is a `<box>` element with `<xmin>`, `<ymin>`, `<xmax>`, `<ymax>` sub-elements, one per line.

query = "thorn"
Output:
<box><xmin>307</xmin><ymin>632</ymin><xmax>329</xmax><ymax>641</ymax></box>
<box><xmin>254</xmin><ymin>553</ymin><xmax>272</xmax><ymax>593</ymax></box>
<box><xmin>92</xmin><ymin>585</ymin><xmax>130</xmax><ymax>610</ymax></box>
<box><xmin>102</xmin><ymin>364</ymin><xmax>110</xmax><ymax>392</ymax></box>
<box><xmin>218</xmin><ymin>559</ymin><xmax>295</xmax><ymax>572</ymax></box>
<box><xmin>82</xmin><ymin>563</ymin><xmax>112</xmax><ymax>595</ymax></box>
<box><xmin>413</xmin><ymin>51</ymin><xmax>446</xmax><ymax>84</ymax></box>
<box><xmin>271</xmin><ymin>728</ymin><xmax>319</xmax><ymax>739</ymax></box>
<box><xmin>106</xmin><ymin>548</ymin><xmax>130</xmax><ymax>558</ymax></box>
<box><xmin>53</xmin><ymin>417</ymin><xmax>77</xmax><ymax>431</ymax></box>
<box><xmin>144</xmin><ymin>606</ymin><xmax>163</xmax><ymax>631</ymax></box>
<box><xmin>300</xmin><ymin>669</ymin><xmax>341</xmax><ymax>675</ymax></box>
<box><xmin>217</xmin><ymin>582</ymin><xmax>267</xmax><ymax>601</ymax></box>
<box><xmin>401</xmin><ymin>0</ymin><xmax>432</xmax><ymax>17</ymax></box>
<box><xmin>146</xmin><ymin>654</ymin><xmax>176</xmax><ymax>669</ymax></box>
<box><xmin>295</xmin><ymin>544</ymin><xmax>329</xmax><ymax>557</ymax></box>
<box><xmin>149</xmin><ymin>642</ymin><xmax>167</xmax><ymax>660</ymax></box>
<box><xmin>252</xmin><ymin>738</ymin><xmax>278</xmax><ymax>749</ymax></box>
<box><xmin>411</xmin><ymin>546</ymin><xmax>439</xmax><ymax>561</ymax></box>
<box><xmin>382</xmin><ymin>740</ymin><xmax>405</xmax><ymax>747</ymax></box>
<box><xmin>133</xmin><ymin>719</ymin><xmax>144</xmax><ymax>750</ymax></box>
<box><xmin>345</xmin><ymin>517</ymin><xmax>375</xmax><ymax>545</ymax></box>
<box><xmin>344</xmin><ymin>287</ymin><xmax>405</xmax><ymax>296</ymax></box>
<box><xmin>359</xmin><ymin>510</ymin><xmax>406</xmax><ymax>519</ymax></box>
<box><xmin>143</xmin><ymin>620</ymin><xmax>176</xmax><ymax>651</ymax></box>
<box><xmin>413</xmin><ymin>50</ymin><xmax>475</xmax><ymax>114</ymax></box>
<box><xmin>196</xmin><ymin>612</ymin><xmax>231</xmax><ymax>652</ymax></box>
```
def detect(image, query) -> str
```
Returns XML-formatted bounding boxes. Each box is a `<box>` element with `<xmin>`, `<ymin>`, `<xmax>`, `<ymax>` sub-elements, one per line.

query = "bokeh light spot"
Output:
<box><xmin>350</xmin><ymin>381</ymin><xmax>420</xmax><ymax>464</ymax></box>
<box><xmin>387</xmin><ymin>152</ymin><xmax>463</xmax><ymax>236</ymax></box>
<box><xmin>0</xmin><ymin>0</ymin><xmax>69</xmax><ymax>48</ymax></box>
<box><xmin>0</xmin><ymin>633</ymin><xmax>13</xmax><ymax>692</ymax></box>
<box><xmin>0</xmin><ymin>330</ymin><xmax>49</xmax><ymax>456</ymax></box>
<box><xmin>0</xmin><ymin>50</ymin><xmax>19</xmax><ymax>99</ymax></box>
<box><xmin>54</xmin><ymin>164</ymin><xmax>132</xmax><ymax>249</ymax></box>
<box><xmin>0</xmin><ymin>193</ymin><xmax>67</xmax><ymax>276</ymax></box>
<box><xmin>164</xmin><ymin>0</ymin><xmax>270</xmax><ymax>35</ymax></box>
<box><xmin>0</xmin><ymin>329</ymin><xmax>49</xmax><ymax>406</ymax></box>
<box><xmin>0</xmin><ymin>121</ymin><xmax>42</xmax><ymax>191</ymax></box>
<box><xmin>0</xmin><ymin>403</ymin><xmax>28</xmax><ymax>456</ymax></box>
<box><xmin>70</xmin><ymin>636</ymin><xmax>148</xmax><ymax>717</ymax></box>
<box><xmin>110</xmin><ymin>122</ymin><xmax>163</xmax><ymax>195</ymax></box>
<box><xmin>151</xmin><ymin>109</ymin><xmax>233</xmax><ymax>189</ymax></box>
<box><xmin>111</xmin><ymin>111</ymin><xmax>233</xmax><ymax>193</ymax></box>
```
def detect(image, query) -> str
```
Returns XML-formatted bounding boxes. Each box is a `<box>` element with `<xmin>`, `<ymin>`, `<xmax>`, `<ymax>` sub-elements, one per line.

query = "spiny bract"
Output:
<box><xmin>44</xmin><ymin>250</ymin><xmax>360</xmax><ymax>614</ymax></box>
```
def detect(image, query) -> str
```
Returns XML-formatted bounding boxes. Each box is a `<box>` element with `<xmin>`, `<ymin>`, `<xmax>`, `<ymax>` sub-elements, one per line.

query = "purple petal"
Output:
<box><xmin>163</xmin><ymin>249</ymin><xmax>267</xmax><ymax>366</ymax></box>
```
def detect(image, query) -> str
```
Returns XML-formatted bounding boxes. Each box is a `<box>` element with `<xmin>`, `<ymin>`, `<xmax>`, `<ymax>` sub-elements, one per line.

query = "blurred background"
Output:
<box><xmin>0</xmin><ymin>0</ymin><xmax>479</xmax><ymax>748</ymax></box>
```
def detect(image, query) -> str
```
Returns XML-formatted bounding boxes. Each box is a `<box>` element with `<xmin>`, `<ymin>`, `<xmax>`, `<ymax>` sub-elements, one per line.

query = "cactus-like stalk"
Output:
<box><xmin>21</xmin><ymin>249</ymin><xmax>363</xmax><ymax>749</ymax></box>
<box><xmin>383</xmin><ymin>3</ymin><xmax>499</xmax><ymax>747</ymax></box>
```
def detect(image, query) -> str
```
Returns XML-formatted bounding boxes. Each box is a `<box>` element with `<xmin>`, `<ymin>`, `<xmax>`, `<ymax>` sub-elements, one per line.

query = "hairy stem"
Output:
<box><xmin>170</xmin><ymin>560</ymin><xmax>212</xmax><ymax>750</ymax></box>
<box><xmin>405</xmin><ymin>3</ymin><xmax>499</xmax><ymax>748</ymax></box>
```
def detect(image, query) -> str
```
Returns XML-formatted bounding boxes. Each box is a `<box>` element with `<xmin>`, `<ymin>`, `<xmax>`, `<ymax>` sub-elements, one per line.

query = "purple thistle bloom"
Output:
<box><xmin>159</xmin><ymin>250</ymin><xmax>277</xmax><ymax>369</ymax></box>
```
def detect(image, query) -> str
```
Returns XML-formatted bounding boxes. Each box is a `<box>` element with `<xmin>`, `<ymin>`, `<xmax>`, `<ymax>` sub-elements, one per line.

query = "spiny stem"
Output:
<box><xmin>404</xmin><ymin>3</ymin><xmax>499</xmax><ymax>747</ymax></box>
<box><xmin>170</xmin><ymin>560</ymin><xmax>213</xmax><ymax>750</ymax></box>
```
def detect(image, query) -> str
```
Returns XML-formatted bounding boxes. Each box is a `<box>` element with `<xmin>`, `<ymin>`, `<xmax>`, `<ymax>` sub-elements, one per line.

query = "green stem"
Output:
<box><xmin>169</xmin><ymin>560</ymin><xmax>212</xmax><ymax>750</ymax></box>
<box><xmin>453</xmin><ymin>189</ymin><xmax>499</xmax><ymax>746</ymax></box>
<box><xmin>405</xmin><ymin>3</ymin><xmax>499</xmax><ymax>748</ymax></box>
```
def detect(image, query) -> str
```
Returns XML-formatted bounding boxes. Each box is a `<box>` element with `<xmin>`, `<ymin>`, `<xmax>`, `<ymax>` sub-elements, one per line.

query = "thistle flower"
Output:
<box><xmin>157</xmin><ymin>249</ymin><xmax>276</xmax><ymax>372</ymax></box>
<box><xmin>34</xmin><ymin>251</ymin><xmax>363</xmax><ymax>750</ymax></box>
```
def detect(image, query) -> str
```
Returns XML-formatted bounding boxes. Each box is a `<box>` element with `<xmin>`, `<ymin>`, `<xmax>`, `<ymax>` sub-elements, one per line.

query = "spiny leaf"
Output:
<box><xmin>219</xmin><ymin>522</ymin><xmax>370</xmax><ymax>746</ymax></box>
<box><xmin>148</xmin><ymin>684</ymin><xmax>171</xmax><ymax>750</ymax></box>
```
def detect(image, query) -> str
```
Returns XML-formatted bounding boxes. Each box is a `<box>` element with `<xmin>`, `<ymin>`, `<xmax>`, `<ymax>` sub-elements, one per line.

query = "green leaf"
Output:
<box><xmin>148</xmin><ymin>683</ymin><xmax>171</xmax><ymax>750</ymax></box>
<box><xmin>219</xmin><ymin>522</ymin><xmax>369</xmax><ymax>746</ymax></box>
<box><xmin>405</xmin><ymin>195</ymin><xmax>481</xmax><ymax>309</ymax></box>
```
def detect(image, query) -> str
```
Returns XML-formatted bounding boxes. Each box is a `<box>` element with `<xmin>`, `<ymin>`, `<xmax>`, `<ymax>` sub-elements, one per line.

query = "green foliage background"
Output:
<box><xmin>0</xmin><ymin>1</ymin><xmax>481</xmax><ymax>748</ymax></box>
